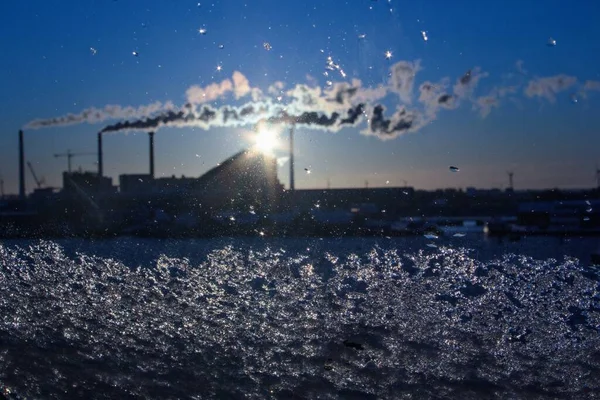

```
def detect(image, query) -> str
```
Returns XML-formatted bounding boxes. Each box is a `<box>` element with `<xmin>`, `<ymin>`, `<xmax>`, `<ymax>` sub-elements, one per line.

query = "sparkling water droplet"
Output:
<box><xmin>229</xmin><ymin>216</ymin><xmax>236</xmax><ymax>222</ymax></box>
<box><xmin>263</xmin><ymin>42</ymin><xmax>272</xmax><ymax>51</ymax></box>
<box><xmin>198</xmin><ymin>27</ymin><xmax>207</xmax><ymax>35</ymax></box>
<box><xmin>421</xmin><ymin>31</ymin><xmax>428</xmax><ymax>42</ymax></box>
<box><xmin>547</xmin><ymin>37</ymin><xmax>557</xmax><ymax>47</ymax></box>
<box><xmin>384</xmin><ymin>50</ymin><xmax>393</xmax><ymax>59</ymax></box>
<box><xmin>132</xmin><ymin>51</ymin><xmax>139</xmax><ymax>57</ymax></box>
<box><xmin>449</xmin><ymin>166</ymin><xmax>460</xmax><ymax>172</ymax></box>
<box><xmin>90</xmin><ymin>47</ymin><xmax>97</xmax><ymax>55</ymax></box>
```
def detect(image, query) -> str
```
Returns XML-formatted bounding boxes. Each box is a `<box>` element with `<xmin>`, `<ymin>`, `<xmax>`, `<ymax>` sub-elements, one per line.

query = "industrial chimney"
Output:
<box><xmin>289</xmin><ymin>126</ymin><xmax>295</xmax><ymax>191</ymax></box>
<box><xmin>18</xmin><ymin>130</ymin><xmax>25</xmax><ymax>200</ymax></box>
<box><xmin>97</xmin><ymin>132</ymin><xmax>103</xmax><ymax>177</ymax></box>
<box><xmin>148</xmin><ymin>131</ymin><xmax>155</xmax><ymax>179</ymax></box>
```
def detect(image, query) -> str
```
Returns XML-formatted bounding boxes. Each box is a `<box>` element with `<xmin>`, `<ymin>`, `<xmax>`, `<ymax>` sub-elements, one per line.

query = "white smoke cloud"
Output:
<box><xmin>474</xmin><ymin>85</ymin><xmax>517</xmax><ymax>117</ymax></box>
<box><xmin>27</xmin><ymin>59</ymin><xmax>596</xmax><ymax>141</ymax></box>
<box><xmin>584</xmin><ymin>80</ymin><xmax>600</xmax><ymax>92</ymax></box>
<box><xmin>25</xmin><ymin>101</ymin><xmax>176</xmax><ymax>130</ymax></box>
<box><xmin>453</xmin><ymin>67</ymin><xmax>489</xmax><ymax>100</ymax></box>
<box><xmin>388</xmin><ymin>60</ymin><xmax>422</xmax><ymax>104</ymax></box>
<box><xmin>186</xmin><ymin>78</ymin><xmax>233</xmax><ymax>104</ymax></box>
<box><xmin>524</xmin><ymin>75</ymin><xmax>577</xmax><ymax>103</ymax></box>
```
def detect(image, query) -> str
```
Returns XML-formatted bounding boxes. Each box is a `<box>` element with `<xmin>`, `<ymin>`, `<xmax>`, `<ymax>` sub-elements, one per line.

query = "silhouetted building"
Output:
<box><xmin>118</xmin><ymin>148</ymin><xmax>283</xmax><ymax>212</ymax></box>
<box><xmin>63</xmin><ymin>171</ymin><xmax>114</xmax><ymax>197</ymax></box>
<box><xmin>195</xmin><ymin>149</ymin><xmax>282</xmax><ymax>211</ymax></box>
<box><xmin>119</xmin><ymin>174</ymin><xmax>153</xmax><ymax>195</ymax></box>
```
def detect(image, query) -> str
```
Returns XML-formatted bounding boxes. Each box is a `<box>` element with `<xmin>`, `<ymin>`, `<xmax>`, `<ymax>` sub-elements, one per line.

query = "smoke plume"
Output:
<box><xmin>25</xmin><ymin>59</ymin><xmax>592</xmax><ymax>140</ymax></box>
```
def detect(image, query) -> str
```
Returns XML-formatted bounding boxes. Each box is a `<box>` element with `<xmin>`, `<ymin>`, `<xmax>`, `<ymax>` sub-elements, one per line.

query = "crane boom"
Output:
<box><xmin>27</xmin><ymin>162</ymin><xmax>44</xmax><ymax>188</ymax></box>
<box><xmin>54</xmin><ymin>149</ymin><xmax>97</xmax><ymax>173</ymax></box>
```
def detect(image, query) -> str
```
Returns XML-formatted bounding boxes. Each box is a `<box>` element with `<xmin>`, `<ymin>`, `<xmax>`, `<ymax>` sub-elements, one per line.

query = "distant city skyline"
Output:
<box><xmin>1</xmin><ymin>0</ymin><xmax>600</xmax><ymax>194</ymax></box>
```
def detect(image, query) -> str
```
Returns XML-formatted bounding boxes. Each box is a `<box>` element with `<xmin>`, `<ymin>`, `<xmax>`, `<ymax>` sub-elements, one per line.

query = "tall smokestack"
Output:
<box><xmin>149</xmin><ymin>131</ymin><xmax>155</xmax><ymax>179</ymax></box>
<box><xmin>289</xmin><ymin>126</ymin><xmax>295</xmax><ymax>191</ymax></box>
<box><xmin>97</xmin><ymin>132</ymin><xmax>103</xmax><ymax>177</ymax></box>
<box><xmin>18</xmin><ymin>130</ymin><xmax>25</xmax><ymax>200</ymax></box>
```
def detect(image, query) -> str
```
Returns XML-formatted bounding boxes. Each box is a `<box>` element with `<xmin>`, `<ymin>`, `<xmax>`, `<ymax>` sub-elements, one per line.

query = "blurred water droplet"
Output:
<box><xmin>426</xmin><ymin>243</ymin><xmax>437</xmax><ymax>248</ymax></box>
<box><xmin>90</xmin><ymin>47</ymin><xmax>97</xmax><ymax>55</ymax></box>
<box><xmin>218</xmin><ymin>44</ymin><xmax>224</xmax><ymax>49</ymax></box>
<box><xmin>305</xmin><ymin>168</ymin><xmax>311</xmax><ymax>174</ymax></box>
<box><xmin>424</xmin><ymin>233</ymin><xmax>438</xmax><ymax>240</ymax></box>
<box><xmin>358</xmin><ymin>33</ymin><xmax>366</xmax><ymax>39</ymax></box>
<box><xmin>586</xmin><ymin>207</ymin><xmax>593</xmax><ymax>213</ymax></box>
<box><xmin>132</xmin><ymin>51</ymin><xmax>139</xmax><ymax>57</ymax></box>
<box><xmin>449</xmin><ymin>166</ymin><xmax>460</xmax><ymax>172</ymax></box>
<box><xmin>583</xmin><ymin>216</ymin><xmax>591</xmax><ymax>221</ymax></box>
<box><xmin>276</xmin><ymin>96</ymin><xmax>282</xmax><ymax>101</ymax></box>
<box><xmin>421</xmin><ymin>31</ymin><xmax>428</xmax><ymax>42</ymax></box>
<box><xmin>326</xmin><ymin>81</ymin><xmax>332</xmax><ymax>86</ymax></box>
<box><xmin>263</xmin><ymin>42</ymin><xmax>272</xmax><ymax>51</ymax></box>
<box><xmin>386</xmin><ymin>180</ymin><xmax>390</xmax><ymax>184</ymax></box>
<box><xmin>229</xmin><ymin>216</ymin><xmax>236</xmax><ymax>222</ymax></box>
<box><xmin>198</xmin><ymin>28</ymin><xmax>207</xmax><ymax>35</ymax></box>
<box><xmin>570</xmin><ymin>93</ymin><xmax>578</xmax><ymax>103</ymax></box>
<box><xmin>453</xmin><ymin>233</ymin><xmax>467</xmax><ymax>237</ymax></box>
<box><xmin>547</xmin><ymin>37</ymin><xmax>557</xmax><ymax>47</ymax></box>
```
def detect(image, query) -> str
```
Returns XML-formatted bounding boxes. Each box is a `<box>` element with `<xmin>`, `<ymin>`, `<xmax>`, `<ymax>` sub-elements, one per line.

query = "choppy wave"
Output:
<box><xmin>0</xmin><ymin>240</ymin><xmax>599</xmax><ymax>399</ymax></box>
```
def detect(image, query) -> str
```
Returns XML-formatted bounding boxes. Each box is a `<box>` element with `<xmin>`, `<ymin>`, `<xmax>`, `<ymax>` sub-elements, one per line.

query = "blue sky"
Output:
<box><xmin>1</xmin><ymin>0</ymin><xmax>600</xmax><ymax>194</ymax></box>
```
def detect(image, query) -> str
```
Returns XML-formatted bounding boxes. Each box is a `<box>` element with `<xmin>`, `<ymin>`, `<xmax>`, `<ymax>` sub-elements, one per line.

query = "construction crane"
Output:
<box><xmin>27</xmin><ymin>162</ymin><xmax>45</xmax><ymax>189</ymax></box>
<box><xmin>54</xmin><ymin>149</ymin><xmax>96</xmax><ymax>173</ymax></box>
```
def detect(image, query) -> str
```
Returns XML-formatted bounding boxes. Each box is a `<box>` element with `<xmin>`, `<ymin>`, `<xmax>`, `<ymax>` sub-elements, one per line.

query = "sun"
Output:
<box><xmin>254</xmin><ymin>127</ymin><xmax>278</xmax><ymax>154</ymax></box>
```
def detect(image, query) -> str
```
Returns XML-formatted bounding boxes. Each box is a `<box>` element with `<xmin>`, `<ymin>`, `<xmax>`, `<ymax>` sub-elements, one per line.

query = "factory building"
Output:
<box><xmin>194</xmin><ymin>148</ymin><xmax>283</xmax><ymax>211</ymax></box>
<box><xmin>62</xmin><ymin>171</ymin><xmax>114</xmax><ymax>197</ymax></box>
<box><xmin>118</xmin><ymin>148</ymin><xmax>283</xmax><ymax>212</ymax></box>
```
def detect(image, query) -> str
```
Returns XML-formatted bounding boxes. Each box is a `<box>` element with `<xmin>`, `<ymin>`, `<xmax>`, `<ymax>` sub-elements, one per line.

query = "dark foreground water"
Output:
<box><xmin>0</xmin><ymin>235</ymin><xmax>599</xmax><ymax>399</ymax></box>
